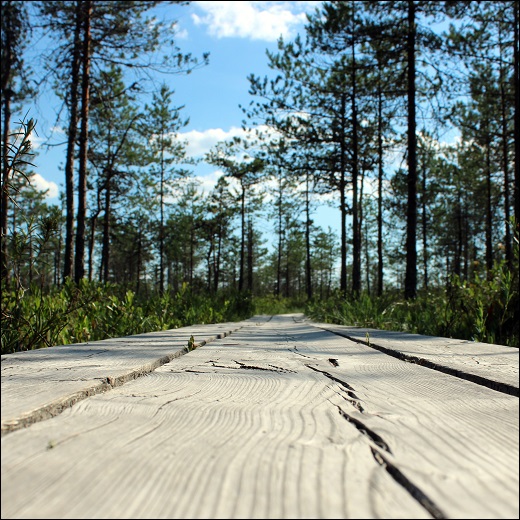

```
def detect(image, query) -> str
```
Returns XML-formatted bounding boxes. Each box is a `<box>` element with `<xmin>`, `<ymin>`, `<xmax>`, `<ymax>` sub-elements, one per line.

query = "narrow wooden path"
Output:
<box><xmin>1</xmin><ymin>314</ymin><xmax>518</xmax><ymax>519</ymax></box>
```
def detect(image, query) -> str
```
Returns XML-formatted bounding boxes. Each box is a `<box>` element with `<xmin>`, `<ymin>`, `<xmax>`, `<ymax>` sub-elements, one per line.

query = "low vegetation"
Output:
<box><xmin>3</xmin><ymin>248</ymin><xmax>517</xmax><ymax>355</ymax></box>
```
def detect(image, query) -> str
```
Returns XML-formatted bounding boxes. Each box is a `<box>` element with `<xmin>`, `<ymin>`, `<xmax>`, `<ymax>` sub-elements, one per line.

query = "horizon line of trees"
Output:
<box><xmin>1</xmin><ymin>1</ymin><xmax>519</xmax><ymax>311</ymax></box>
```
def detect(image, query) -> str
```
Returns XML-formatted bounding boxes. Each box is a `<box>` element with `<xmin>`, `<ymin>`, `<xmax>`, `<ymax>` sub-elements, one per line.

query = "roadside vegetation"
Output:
<box><xmin>2</xmin><ymin>2</ymin><xmax>518</xmax><ymax>354</ymax></box>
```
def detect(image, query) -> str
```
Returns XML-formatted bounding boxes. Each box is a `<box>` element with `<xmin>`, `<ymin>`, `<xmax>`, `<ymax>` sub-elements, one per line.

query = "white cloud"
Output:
<box><xmin>177</xmin><ymin>124</ymin><xmax>280</xmax><ymax>158</ymax></box>
<box><xmin>31</xmin><ymin>173</ymin><xmax>59</xmax><ymax>199</ymax></box>
<box><xmin>196</xmin><ymin>169</ymin><xmax>226</xmax><ymax>194</ymax></box>
<box><xmin>179</xmin><ymin>126</ymin><xmax>247</xmax><ymax>157</ymax></box>
<box><xmin>192</xmin><ymin>1</ymin><xmax>320</xmax><ymax>42</ymax></box>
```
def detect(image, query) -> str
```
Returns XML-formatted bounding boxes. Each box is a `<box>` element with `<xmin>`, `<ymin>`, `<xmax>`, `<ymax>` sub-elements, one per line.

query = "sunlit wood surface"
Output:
<box><xmin>2</xmin><ymin>314</ymin><xmax>518</xmax><ymax>519</ymax></box>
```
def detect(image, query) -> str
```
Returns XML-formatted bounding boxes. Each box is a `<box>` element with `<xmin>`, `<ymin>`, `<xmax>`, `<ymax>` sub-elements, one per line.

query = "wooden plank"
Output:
<box><xmin>1</xmin><ymin>314</ymin><xmax>518</xmax><ymax>519</ymax></box>
<box><xmin>1</xmin><ymin>316</ymin><xmax>429</xmax><ymax>519</ymax></box>
<box><xmin>309</xmin><ymin>320</ymin><xmax>519</xmax><ymax>396</ymax></box>
<box><xmin>1</xmin><ymin>317</ymin><xmax>270</xmax><ymax>435</ymax></box>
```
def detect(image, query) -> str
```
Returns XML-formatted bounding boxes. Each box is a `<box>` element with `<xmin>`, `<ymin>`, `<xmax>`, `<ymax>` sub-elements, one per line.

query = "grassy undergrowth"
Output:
<box><xmin>2</xmin><ymin>256</ymin><xmax>517</xmax><ymax>354</ymax></box>
<box><xmin>306</xmin><ymin>259</ymin><xmax>519</xmax><ymax>347</ymax></box>
<box><xmin>1</xmin><ymin>282</ymin><xmax>255</xmax><ymax>354</ymax></box>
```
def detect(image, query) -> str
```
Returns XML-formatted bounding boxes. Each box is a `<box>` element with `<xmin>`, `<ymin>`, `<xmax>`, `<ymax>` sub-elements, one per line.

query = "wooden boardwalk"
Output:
<box><xmin>1</xmin><ymin>314</ymin><xmax>518</xmax><ymax>519</ymax></box>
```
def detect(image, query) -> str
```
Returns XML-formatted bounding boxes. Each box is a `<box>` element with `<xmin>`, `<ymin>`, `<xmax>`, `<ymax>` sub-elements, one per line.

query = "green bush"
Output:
<box><xmin>1</xmin><ymin>280</ymin><xmax>257</xmax><ymax>354</ymax></box>
<box><xmin>305</xmin><ymin>257</ymin><xmax>518</xmax><ymax>347</ymax></box>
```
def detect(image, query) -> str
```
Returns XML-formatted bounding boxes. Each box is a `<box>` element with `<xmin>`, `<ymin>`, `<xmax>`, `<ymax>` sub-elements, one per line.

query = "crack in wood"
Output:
<box><xmin>234</xmin><ymin>361</ymin><xmax>293</xmax><ymax>373</ymax></box>
<box><xmin>317</xmin><ymin>326</ymin><xmax>519</xmax><ymax>397</ymax></box>
<box><xmin>154</xmin><ymin>390</ymin><xmax>202</xmax><ymax>417</ymax></box>
<box><xmin>288</xmin><ymin>347</ymin><xmax>313</xmax><ymax>359</ymax></box>
<box><xmin>45</xmin><ymin>416</ymin><xmax>121</xmax><ymax>451</ymax></box>
<box><xmin>336</xmin><ymin>405</ymin><xmax>391</xmax><ymax>454</ymax></box>
<box><xmin>307</xmin><ymin>364</ymin><xmax>365</xmax><ymax>412</ymax></box>
<box><xmin>338</xmin><ymin>391</ymin><xmax>365</xmax><ymax>413</ymax></box>
<box><xmin>1</xmin><ymin>325</ymin><xmax>245</xmax><ymax>437</ymax></box>
<box><xmin>371</xmin><ymin>447</ymin><xmax>447</xmax><ymax>519</ymax></box>
<box><xmin>328</xmin><ymin>358</ymin><xmax>339</xmax><ymax>367</ymax></box>
<box><xmin>306</xmin><ymin>364</ymin><xmax>358</xmax><ymax>395</ymax></box>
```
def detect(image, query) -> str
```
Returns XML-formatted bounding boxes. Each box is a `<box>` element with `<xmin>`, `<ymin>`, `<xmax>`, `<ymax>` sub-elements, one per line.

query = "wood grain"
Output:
<box><xmin>1</xmin><ymin>318</ymin><xmax>269</xmax><ymax>435</ymax></box>
<box><xmin>310</xmin><ymin>320</ymin><xmax>519</xmax><ymax>395</ymax></box>
<box><xmin>1</xmin><ymin>314</ymin><xmax>518</xmax><ymax>519</ymax></box>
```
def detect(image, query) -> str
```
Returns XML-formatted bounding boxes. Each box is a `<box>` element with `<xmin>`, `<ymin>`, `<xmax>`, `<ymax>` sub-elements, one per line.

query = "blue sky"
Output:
<box><xmin>23</xmin><ymin>0</ymin><xmax>344</xmax><ymax>242</ymax></box>
<box><xmin>21</xmin><ymin>0</ymin><xmax>464</xmax><ymax>254</ymax></box>
<box><xmin>27</xmin><ymin>6</ymin><xmax>318</xmax><ymax>184</ymax></box>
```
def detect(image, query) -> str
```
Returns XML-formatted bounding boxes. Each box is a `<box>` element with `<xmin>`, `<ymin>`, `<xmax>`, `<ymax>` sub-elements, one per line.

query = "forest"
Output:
<box><xmin>1</xmin><ymin>0</ymin><xmax>518</xmax><ymax>354</ymax></box>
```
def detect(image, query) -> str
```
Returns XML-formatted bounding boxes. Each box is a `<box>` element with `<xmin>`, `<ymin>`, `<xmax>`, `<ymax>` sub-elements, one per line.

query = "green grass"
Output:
<box><xmin>305</xmin><ymin>260</ymin><xmax>519</xmax><ymax>347</ymax></box>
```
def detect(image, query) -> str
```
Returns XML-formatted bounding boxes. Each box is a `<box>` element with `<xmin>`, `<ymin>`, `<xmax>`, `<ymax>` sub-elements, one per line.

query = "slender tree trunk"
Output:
<box><xmin>463</xmin><ymin>203</ymin><xmax>469</xmax><ymax>281</ymax></box>
<box><xmin>359</xmin><ymin>169</ymin><xmax>368</xmax><ymax>293</ymax></box>
<box><xmin>365</xmin><ymin>212</ymin><xmax>371</xmax><ymax>295</ymax></box>
<box><xmin>377</xmin><ymin>85</ymin><xmax>384</xmax><ymax>297</ymax></box>
<box><xmin>485</xmin><ymin>128</ymin><xmax>493</xmax><ymax>275</ymax></box>
<box><xmin>88</xmin><ymin>186</ymin><xmax>102</xmax><ymax>281</ymax></box>
<box><xmin>247</xmin><ymin>219</ymin><xmax>253</xmax><ymax>293</ymax></box>
<box><xmin>206</xmin><ymin>240</ymin><xmax>213</xmax><ymax>292</ymax></box>
<box><xmin>285</xmin><ymin>216</ymin><xmax>290</xmax><ymax>298</ymax></box>
<box><xmin>421</xmin><ymin>161</ymin><xmax>428</xmax><ymax>287</ymax></box>
<box><xmin>405</xmin><ymin>0</ymin><xmax>417</xmax><ymax>299</ymax></box>
<box><xmin>136</xmin><ymin>227</ymin><xmax>142</xmax><ymax>294</ymax></box>
<box><xmin>276</xmin><ymin>171</ymin><xmax>282</xmax><ymax>296</ymax></box>
<box><xmin>101</xmin><ymin>180</ymin><xmax>111</xmax><ymax>283</ymax></box>
<box><xmin>63</xmin><ymin>1</ymin><xmax>83</xmax><ymax>282</ymax></box>
<box><xmin>305</xmin><ymin>171</ymin><xmax>312</xmax><ymax>300</ymax></box>
<box><xmin>514</xmin><ymin>0</ymin><xmax>519</xmax><ymax>237</ymax></box>
<box><xmin>455</xmin><ymin>189</ymin><xmax>462</xmax><ymax>277</ymax></box>
<box><xmin>74</xmin><ymin>0</ymin><xmax>92</xmax><ymax>283</ymax></box>
<box><xmin>54</xmin><ymin>223</ymin><xmax>62</xmax><ymax>287</ymax></box>
<box><xmin>499</xmin><ymin>26</ymin><xmax>512</xmax><ymax>267</ymax></box>
<box><xmin>87</xmin><ymin>213</ymin><xmax>97</xmax><ymax>281</ymax></box>
<box><xmin>214</xmin><ymin>227</ymin><xmax>222</xmax><ymax>293</ymax></box>
<box><xmin>351</xmin><ymin>32</ymin><xmax>361</xmax><ymax>297</ymax></box>
<box><xmin>0</xmin><ymin>0</ymin><xmax>15</xmax><ymax>282</ymax></box>
<box><xmin>239</xmin><ymin>183</ymin><xmax>246</xmax><ymax>292</ymax></box>
<box><xmin>159</xmin><ymin>142</ymin><xmax>165</xmax><ymax>295</ymax></box>
<box><xmin>339</xmin><ymin>92</ymin><xmax>348</xmax><ymax>294</ymax></box>
<box><xmin>1</xmin><ymin>89</ymin><xmax>11</xmax><ymax>284</ymax></box>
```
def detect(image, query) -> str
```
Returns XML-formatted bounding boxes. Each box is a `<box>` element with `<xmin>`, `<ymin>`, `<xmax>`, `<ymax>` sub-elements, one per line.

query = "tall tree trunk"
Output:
<box><xmin>351</xmin><ymin>28</ymin><xmax>361</xmax><ymax>297</ymax></box>
<box><xmin>514</xmin><ymin>0</ymin><xmax>519</xmax><ymax>238</ymax></box>
<box><xmin>136</xmin><ymin>227</ymin><xmax>142</xmax><ymax>294</ymax></box>
<box><xmin>377</xmin><ymin>84</ymin><xmax>384</xmax><ymax>297</ymax></box>
<box><xmin>214</xmin><ymin>226</ymin><xmax>222</xmax><ymax>293</ymax></box>
<box><xmin>87</xmin><ymin>213</ymin><xmax>97</xmax><ymax>281</ymax></box>
<box><xmin>247</xmin><ymin>219</ymin><xmax>253</xmax><ymax>293</ymax></box>
<box><xmin>421</xmin><ymin>161</ymin><xmax>429</xmax><ymax>287</ymax></box>
<box><xmin>1</xmin><ymin>87</ymin><xmax>12</xmax><ymax>284</ymax></box>
<box><xmin>159</xmin><ymin>141</ymin><xmax>165</xmax><ymax>295</ymax></box>
<box><xmin>501</xmin><ymin>81</ymin><xmax>512</xmax><ymax>265</ymax></box>
<box><xmin>88</xmin><ymin>186</ymin><xmax>102</xmax><ymax>281</ymax></box>
<box><xmin>454</xmin><ymin>189</ymin><xmax>462</xmax><ymax>277</ymax></box>
<box><xmin>339</xmin><ymin>92</ymin><xmax>348</xmax><ymax>294</ymax></box>
<box><xmin>285</xmin><ymin>216</ymin><xmax>290</xmax><ymax>298</ymax></box>
<box><xmin>463</xmin><ymin>203</ymin><xmax>469</xmax><ymax>281</ymax></box>
<box><xmin>485</xmin><ymin>128</ymin><xmax>493</xmax><ymax>275</ymax></box>
<box><xmin>206</xmin><ymin>239</ymin><xmax>213</xmax><ymax>293</ymax></box>
<box><xmin>305</xmin><ymin>171</ymin><xmax>312</xmax><ymax>300</ymax></box>
<box><xmin>239</xmin><ymin>183</ymin><xmax>246</xmax><ymax>292</ymax></box>
<box><xmin>276</xmin><ymin>170</ymin><xmax>283</xmax><ymax>296</ymax></box>
<box><xmin>74</xmin><ymin>0</ymin><xmax>92</xmax><ymax>283</ymax></box>
<box><xmin>0</xmin><ymin>0</ymin><xmax>15</xmax><ymax>281</ymax></box>
<box><xmin>101</xmin><ymin>179</ymin><xmax>111</xmax><ymax>283</ymax></box>
<box><xmin>499</xmin><ymin>25</ymin><xmax>512</xmax><ymax>267</ymax></box>
<box><xmin>405</xmin><ymin>0</ymin><xmax>418</xmax><ymax>299</ymax></box>
<box><xmin>63</xmin><ymin>0</ymin><xmax>83</xmax><ymax>282</ymax></box>
<box><xmin>359</xmin><ymin>169</ymin><xmax>368</xmax><ymax>293</ymax></box>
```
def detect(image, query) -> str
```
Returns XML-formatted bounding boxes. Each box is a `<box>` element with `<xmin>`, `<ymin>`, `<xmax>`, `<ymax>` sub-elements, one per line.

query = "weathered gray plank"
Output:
<box><xmin>1</xmin><ymin>317</ymin><xmax>269</xmax><ymax>435</ymax></box>
<box><xmin>1</xmin><ymin>314</ymin><xmax>518</xmax><ymax>519</ymax></box>
<box><xmin>310</xmin><ymin>320</ymin><xmax>519</xmax><ymax>395</ymax></box>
